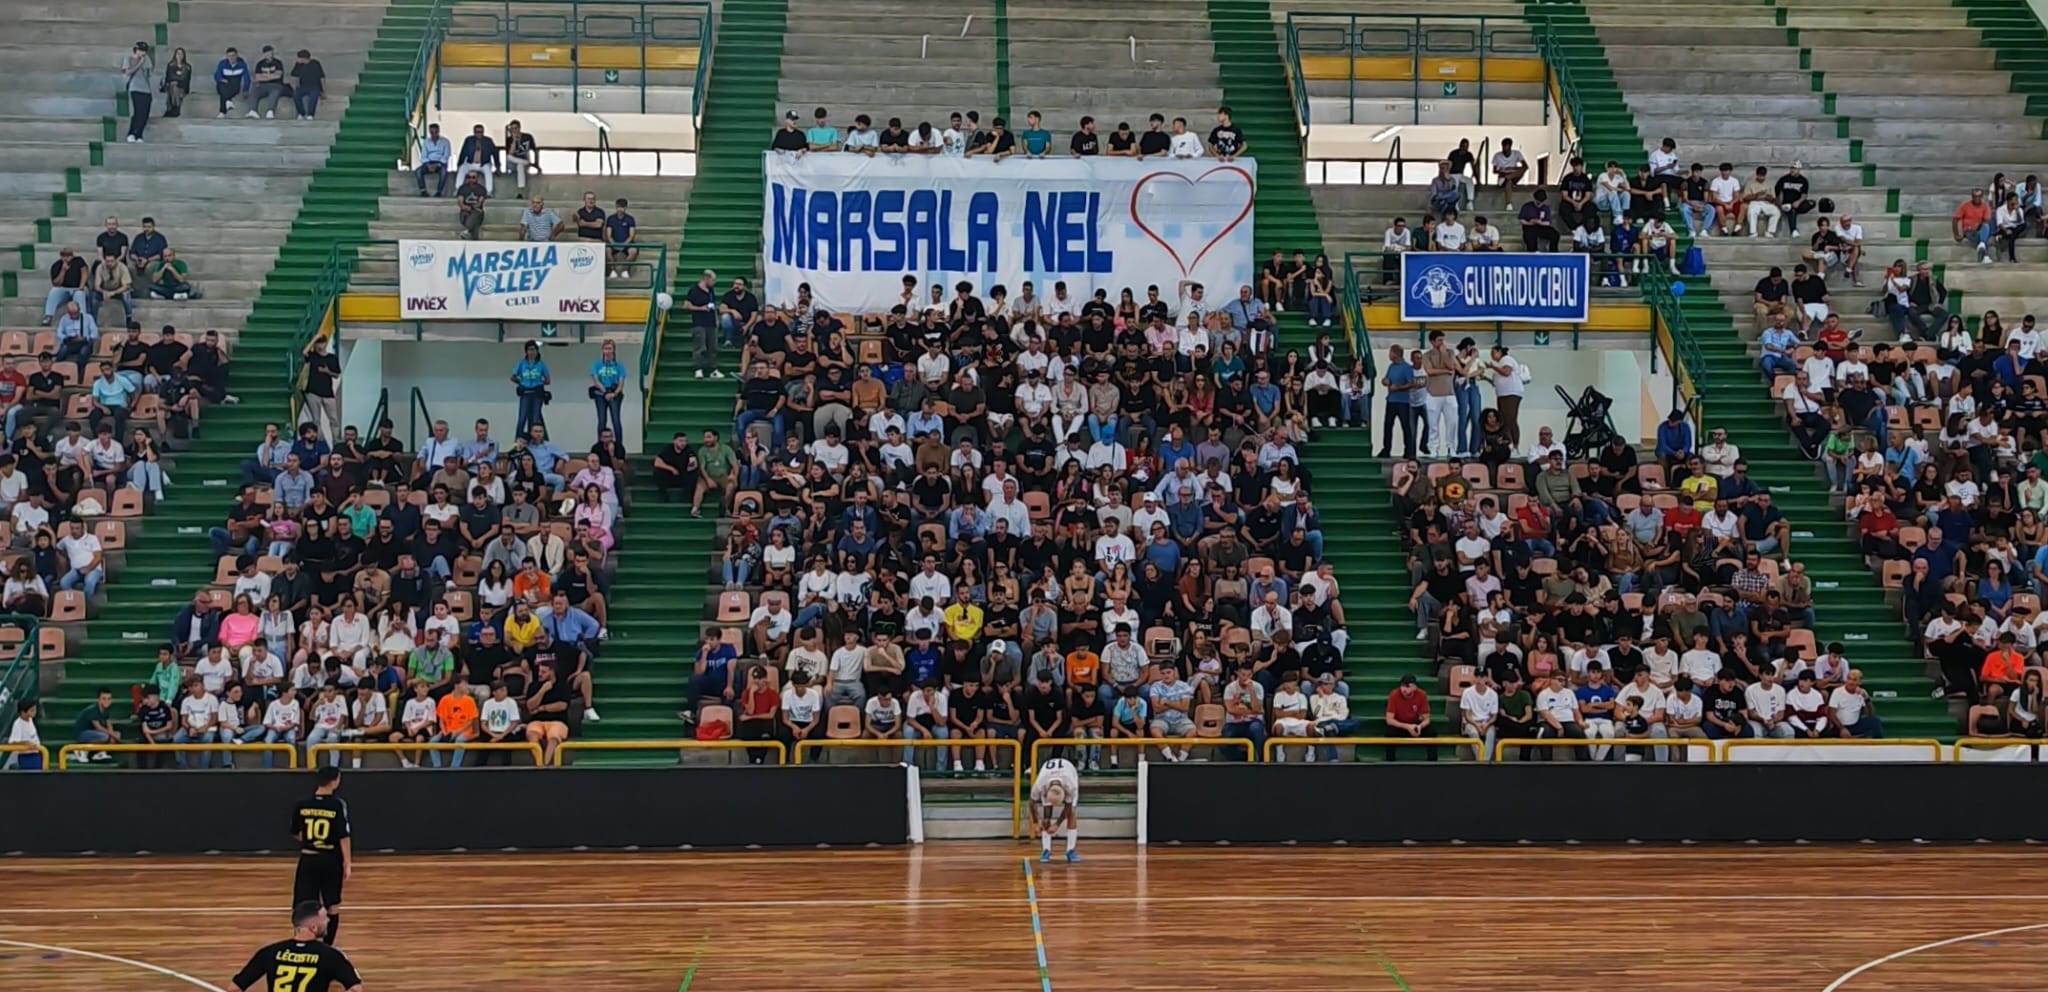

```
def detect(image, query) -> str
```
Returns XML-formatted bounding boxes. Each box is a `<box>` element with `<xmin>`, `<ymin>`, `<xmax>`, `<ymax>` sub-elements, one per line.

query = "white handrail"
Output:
<box><xmin>961</xmin><ymin>15</ymin><xmax>974</xmax><ymax>38</ymax></box>
<box><xmin>921</xmin><ymin>34</ymin><xmax>929</xmax><ymax>59</ymax></box>
<box><xmin>1129</xmin><ymin>35</ymin><xmax>1138</xmax><ymax>64</ymax></box>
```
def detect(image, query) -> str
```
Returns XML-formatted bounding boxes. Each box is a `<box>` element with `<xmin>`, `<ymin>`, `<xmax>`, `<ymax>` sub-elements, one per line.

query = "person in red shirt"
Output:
<box><xmin>1663</xmin><ymin>502</ymin><xmax>1703</xmax><ymax>534</ymax></box>
<box><xmin>1815</xmin><ymin>316</ymin><xmax>1850</xmax><ymax>361</ymax></box>
<box><xmin>1982</xmin><ymin>632</ymin><xmax>2027</xmax><ymax>694</ymax></box>
<box><xmin>1856</xmin><ymin>491</ymin><xmax>1900</xmax><ymax>557</ymax></box>
<box><xmin>0</xmin><ymin>363</ymin><xmax>25</xmax><ymax>437</ymax></box>
<box><xmin>1953</xmin><ymin>188</ymin><xmax>1994</xmax><ymax>263</ymax></box>
<box><xmin>1383</xmin><ymin>674</ymin><xmax>1436</xmax><ymax>761</ymax></box>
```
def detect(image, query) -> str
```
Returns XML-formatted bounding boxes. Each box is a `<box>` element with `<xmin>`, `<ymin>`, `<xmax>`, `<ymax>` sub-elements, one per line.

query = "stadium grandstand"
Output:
<box><xmin>5</xmin><ymin>0</ymin><xmax>2048</xmax><ymax>989</ymax></box>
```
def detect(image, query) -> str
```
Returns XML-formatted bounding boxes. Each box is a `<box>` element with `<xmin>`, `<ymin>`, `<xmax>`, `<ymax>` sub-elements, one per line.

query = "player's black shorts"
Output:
<box><xmin>293</xmin><ymin>853</ymin><xmax>345</xmax><ymax>908</ymax></box>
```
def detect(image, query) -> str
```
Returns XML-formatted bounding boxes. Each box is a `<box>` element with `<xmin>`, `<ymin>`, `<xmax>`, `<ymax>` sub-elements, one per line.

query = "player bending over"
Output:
<box><xmin>232</xmin><ymin>900</ymin><xmax>363</xmax><ymax>991</ymax></box>
<box><xmin>1031</xmin><ymin>756</ymin><xmax>1081</xmax><ymax>863</ymax></box>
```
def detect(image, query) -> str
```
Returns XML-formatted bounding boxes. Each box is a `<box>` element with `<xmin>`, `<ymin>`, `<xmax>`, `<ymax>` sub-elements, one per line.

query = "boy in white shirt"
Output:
<box><xmin>397</xmin><ymin>680</ymin><xmax>440</xmax><ymax>767</ymax></box>
<box><xmin>1466</xmin><ymin>216</ymin><xmax>1502</xmax><ymax>251</ymax></box>
<box><xmin>1167</xmin><ymin>117</ymin><xmax>1203</xmax><ymax>158</ymax></box>
<box><xmin>174</xmin><ymin>678</ymin><xmax>220</xmax><ymax>768</ymax></box>
<box><xmin>1708</xmin><ymin>163</ymin><xmax>1743</xmax><ymax>235</ymax></box>
<box><xmin>478</xmin><ymin>681</ymin><xmax>524</xmax><ymax>765</ymax></box>
<box><xmin>1458</xmin><ymin>672</ymin><xmax>1500</xmax><ymax>761</ymax></box>
<box><xmin>261</xmin><ymin>686</ymin><xmax>304</xmax><ymax>767</ymax></box>
<box><xmin>1434</xmin><ymin>210</ymin><xmax>1468</xmax><ymax>251</ymax></box>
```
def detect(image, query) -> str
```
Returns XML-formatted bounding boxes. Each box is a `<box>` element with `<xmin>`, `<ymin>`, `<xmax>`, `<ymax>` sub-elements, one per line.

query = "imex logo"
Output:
<box><xmin>407</xmin><ymin>297</ymin><xmax>449</xmax><ymax>311</ymax></box>
<box><xmin>559</xmin><ymin>299</ymin><xmax>602</xmax><ymax>314</ymax></box>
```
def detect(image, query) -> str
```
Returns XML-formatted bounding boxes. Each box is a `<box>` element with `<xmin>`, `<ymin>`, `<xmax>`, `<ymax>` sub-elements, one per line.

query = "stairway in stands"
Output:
<box><xmin>1208</xmin><ymin>1</ymin><xmax>1413</xmax><ymax>700</ymax></box>
<box><xmin>37</xmin><ymin>0</ymin><xmax>434</xmax><ymax>732</ymax></box>
<box><xmin>594</xmin><ymin>0</ymin><xmax>789</xmax><ymax>751</ymax></box>
<box><xmin>1538</xmin><ymin>0</ymin><xmax>1950</xmax><ymax>735</ymax></box>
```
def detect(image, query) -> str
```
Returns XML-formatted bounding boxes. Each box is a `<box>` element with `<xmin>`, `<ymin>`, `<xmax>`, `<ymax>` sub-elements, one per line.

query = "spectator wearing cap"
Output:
<box><xmin>1775</xmin><ymin>161</ymin><xmax>1813</xmax><ymax>236</ymax></box>
<box><xmin>1383</xmin><ymin>673</ymin><xmax>1436</xmax><ymax>761</ymax></box>
<box><xmin>770</xmin><ymin>110</ymin><xmax>807</xmax><ymax>152</ymax></box>
<box><xmin>805</xmin><ymin>107</ymin><xmax>840</xmax><ymax>152</ymax></box>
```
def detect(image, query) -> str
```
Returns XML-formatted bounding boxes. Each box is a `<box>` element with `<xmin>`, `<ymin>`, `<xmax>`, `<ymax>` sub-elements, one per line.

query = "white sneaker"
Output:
<box><xmin>952</xmin><ymin>760</ymin><xmax>964</xmax><ymax>771</ymax></box>
<box><xmin>215</xmin><ymin>112</ymin><xmax>226</xmax><ymax>118</ymax></box>
<box><xmin>225</xmin><ymin>100</ymin><xmax>235</xmax><ymax>111</ymax></box>
<box><xmin>265</xmin><ymin>111</ymin><xmax>276</xmax><ymax>119</ymax></box>
<box><xmin>1415</xmin><ymin>629</ymin><xmax>1429</xmax><ymax>640</ymax></box>
<box><xmin>223</xmin><ymin>394</ymin><xmax>241</xmax><ymax>404</ymax></box>
<box><xmin>582</xmin><ymin>707</ymin><xmax>601</xmax><ymax>722</ymax></box>
<box><xmin>399</xmin><ymin>758</ymin><xmax>415</xmax><ymax>768</ymax></box>
<box><xmin>974</xmin><ymin>759</ymin><xmax>986</xmax><ymax>771</ymax></box>
<box><xmin>708</xmin><ymin>370</ymin><xmax>726</xmax><ymax>379</ymax></box>
<box><xmin>246</xmin><ymin>110</ymin><xmax>259</xmax><ymax>119</ymax></box>
<box><xmin>694</xmin><ymin>369</ymin><xmax>705</xmax><ymax>378</ymax></box>
<box><xmin>89</xmin><ymin>751</ymin><xmax>111</xmax><ymax>762</ymax></box>
<box><xmin>598</xmin><ymin>626</ymin><xmax>610</xmax><ymax>640</ymax></box>
<box><xmin>125</xmin><ymin>135</ymin><xmax>138</xmax><ymax>143</ymax></box>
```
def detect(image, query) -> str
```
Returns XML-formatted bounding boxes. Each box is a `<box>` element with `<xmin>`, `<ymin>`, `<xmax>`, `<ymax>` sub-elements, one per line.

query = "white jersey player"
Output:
<box><xmin>1031</xmin><ymin>757</ymin><xmax>1082</xmax><ymax>862</ymax></box>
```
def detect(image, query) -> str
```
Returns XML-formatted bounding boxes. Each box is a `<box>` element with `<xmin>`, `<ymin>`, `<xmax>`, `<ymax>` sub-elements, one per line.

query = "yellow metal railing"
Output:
<box><xmin>1952</xmin><ymin>737</ymin><xmax>2047</xmax><ymax>761</ymax></box>
<box><xmin>308</xmin><ymin>741</ymin><xmax>543</xmax><ymax>766</ymax></box>
<box><xmin>56</xmin><ymin>742</ymin><xmax>299</xmax><ymax>769</ymax></box>
<box><xmin>2</xmin><ymin>741</ymin><xmax>50</xmax><ymax>769</ymax></box>
<box><xmin>554</xmin><ymin>739</ymin><xmax>786</xmax><ymax>765</ymax></box>
<box><xmin>1027</xmin><ymin>736</ymin><xmax>1259</xmax><ymax>772</ymax></box>
<box><xmin>1721</xmin><ymin>737</ymin><xmax>1947</xmax><ymax>761</ymax></box>
<box><xmin>1493</xmin><ymin>736</ymin><xmax>1717</xmax><ymax>762</ymax></box>
<box><xmin>1266</xmin><ymin>735</ymin><xmax>1485</xmax><ymax>761</ymax></box>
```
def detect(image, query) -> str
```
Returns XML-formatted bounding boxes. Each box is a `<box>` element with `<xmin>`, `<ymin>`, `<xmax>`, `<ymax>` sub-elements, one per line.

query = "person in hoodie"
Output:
<box><xmin>211</xmin><ymin>47</ymin><xmax>249</xmax><ymax>117</ymax></box>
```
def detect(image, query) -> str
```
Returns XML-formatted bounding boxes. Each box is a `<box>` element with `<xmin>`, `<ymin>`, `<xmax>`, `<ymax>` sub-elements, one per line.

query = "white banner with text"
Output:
<box><xmin>398</xmin><ymin>239</ymin><xmax>607</xmax><ymax>320</ymax></box>
<box><xmin>761</xmin><ymin>153</ymin><xmax>1259</xmax><ymax>314</ymax></box>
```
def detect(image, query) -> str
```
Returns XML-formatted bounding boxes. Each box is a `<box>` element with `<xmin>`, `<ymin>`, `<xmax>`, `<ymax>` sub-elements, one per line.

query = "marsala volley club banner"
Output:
<box><xmin>399</xmin><ymin>239</ymin><xmax>607</xmax><ymax>320</ymax></box>
<box><xmin>761</xmin><ymin>153</ymin><xmax>1259</xmax><ymax>314</ymax></box>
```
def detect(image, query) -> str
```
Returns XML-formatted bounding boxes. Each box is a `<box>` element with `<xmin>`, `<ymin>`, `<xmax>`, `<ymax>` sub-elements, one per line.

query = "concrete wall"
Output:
<box><xmin>337</xmin><ymin>339</ymin><xmax>645</xmax><ymax>451</ymax></box>
<box><xmin>1363</xmin><ymin>336</ymin><xmax>1672</xmax><ymax>447</ymax></box>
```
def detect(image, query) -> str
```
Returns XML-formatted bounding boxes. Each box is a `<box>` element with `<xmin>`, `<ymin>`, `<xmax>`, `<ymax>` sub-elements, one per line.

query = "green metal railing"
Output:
<box><xmin>405</xmin><ymin>0</ymin><xmax>457</xmax><ymax>166</ymax></box>
<box><xmin>284</xmin><ymin>240</ymin><xmax>668</xmax><ymax>419</ymax></box>
<box><xmin>435</xmin><ymin>0</ymin><xmax>714</xmax><ymax>117</ymax></box>
<box><xmin>406</xmin><ymin>387</ymin><xmax>435</xmax><ymax>447</ymax></box>
<box><xmin>1533</xmin><ymin>27</ymin><xmax>1583</xmax><ymax>167</ymax></box>
<box><xmin>1284</xmin><ymin>13</ymin><xmax>1540</xmax><ymax>129</ymax></box>
<box><xmin>0</xmin><ymin>615</ymin><xmax>44</xmax><ymax>713</ymax></box>
<box><xmin>1340</xmin><ymin>251</ymin><xmax>1377</xmax><ymax>378</ymax></box>
<box><xmin>638</xmin><ymin>253</ymin><xmax>669</xmax><ymax>420</ymax></box>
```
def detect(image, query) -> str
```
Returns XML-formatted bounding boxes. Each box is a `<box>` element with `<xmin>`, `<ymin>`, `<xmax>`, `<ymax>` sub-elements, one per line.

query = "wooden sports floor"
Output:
<box><xmin>1</xmin><ymin>844</ymin><xmax>2044</xmax><ymax>990</ymax></box>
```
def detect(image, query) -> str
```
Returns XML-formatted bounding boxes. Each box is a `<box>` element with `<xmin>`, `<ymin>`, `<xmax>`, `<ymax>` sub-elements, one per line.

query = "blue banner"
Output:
<box><xmin>1398</xmin><ymin>252</ymin><xmax>1590</xmax><ymax>324</ymax></box>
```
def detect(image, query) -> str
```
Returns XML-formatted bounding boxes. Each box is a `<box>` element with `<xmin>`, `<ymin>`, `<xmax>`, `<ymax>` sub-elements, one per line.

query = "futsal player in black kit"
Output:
<box><xmin>292</xmin><ymin>766</ymin><xmax>352</xmax><ymax>944</ymax></box>
<box><xmin>232</xmin><ymin>900</ymin><xmax>363</xmax><ymax>991</ymax></box>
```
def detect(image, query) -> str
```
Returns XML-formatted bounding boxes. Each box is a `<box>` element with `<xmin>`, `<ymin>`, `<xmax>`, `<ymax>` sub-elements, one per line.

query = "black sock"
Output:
<box><xmin>323</xmin><ymin>915</ymin><xmax>340</xmax><ymax>944</ymax></box>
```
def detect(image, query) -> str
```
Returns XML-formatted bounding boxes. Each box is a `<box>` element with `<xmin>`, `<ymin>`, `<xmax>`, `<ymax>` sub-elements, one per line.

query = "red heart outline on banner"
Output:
<box><xmin>1128</xmin><ymin>165</ymin><xmax>1258</xmax><ymax>278</ymax></box>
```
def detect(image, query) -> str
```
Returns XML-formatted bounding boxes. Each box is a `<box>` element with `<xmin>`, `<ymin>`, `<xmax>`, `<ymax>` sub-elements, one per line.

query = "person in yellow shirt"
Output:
<box><xmin>942</xmin><ymin>587</ymin><xmax>984</xmax><ymax>643</ymax></box>
<box><xmin>1678</xmin><ymin>468</ymin><xmax>1718</xmax><ymax>512</ymax></box>
<box><xmin>502</xmin><ymin>600</ymin><xmax>543</xmax><ymax>653</ymax></box>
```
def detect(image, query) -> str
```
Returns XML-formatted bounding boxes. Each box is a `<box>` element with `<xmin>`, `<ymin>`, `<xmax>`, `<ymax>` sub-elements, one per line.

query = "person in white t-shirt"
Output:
<box><xmin>864</xmin><ymin>692</ymin><xmax>904</xmax><ymax>740</ymax></box>
<box><xmin>1533</xmin><ymin>674</ymin><xmax>1588</xmax><ymax>761</ymax></box>
<box><xmin>779</xmin><ymin>670</ymin><xmax>824</xmax><ymax>743</ymax></box>
<box><xmin>1662</xmin><ymin>676</ymin><xmax>1708</xmax><ymax>760</ymax></box>
<box><xmin>194</xmin><ymin>646</ymin><xmax>236</xmax><ymax>696</ymax></box>
<box><xmin>1708</xmin><ymin>163</ymin><xmax>1744</xmax><ymax>235</ymax></box>
<box><xmin>1784</xmin><ymin>670</ymin><xmax>1831</xmax><ymax>738</ymax></box>
<box><xmin>1489</xmin><ymin>138</ymin><xmax>1528</xmax><ymax>207</ymax></box>
<box><xmin>1829</xmin><ymin>669</ymin><xmax>1885</xmax><ymax>738</ymax></box>
<box><xmin>1434</xmin><ymin>211</ymin><xmax>1468</xmax><ymax>251</ymax></box>
<box><xmin>1615</xmin><ymin>669</ymin><xmax>1668</xmax><ymax>761</ymax></box>
<box><xmin>4</xmin><ymin>699</ymin><xmax>39</xmax><ymax>770</ymax></box>
<box><xmin>477</xmin><ymin>681</ymin><xmax>523</xmax><ymax>764</ymax></box>
<box><xmin>304</xmin><ymin>685</ymin><xmax>351</xmax><ymax>765</ymax></box>
<box><xmin>174</xmin><ymin>678</ymin><xmax>220</xmax><ymax>768</ymax></box>
<box><xmin>1744</xmin><ymin>669</ymin><xmax>1793</xmax><ymax>738</ymax></box>
<box><xmin>1167</xmin><ymin>117</ymin><xmax>1203</xmax><ymax>159</ymax></box>
<box><xmin>1835</xmin><ymin>214</ymin><xmax>1866</xmax><ymax>285</ymax></box>
<box><xmin>1458</xmin><ymin>672</ymin><xmax>1501</xmax><ymax>760</ymax></box>
<box><xmin>395</xmin><ymin>680</ymin><xmax>440</xmax><ymax>767</ymax></box>
<box><xmin>827</xmin><ymin>629</ymin><xmax>868</xmax><ymax>708</ymax></box>
<box><xmin>1466</xmin><ymin>216</ymin><xmax>1502</xmax><ymax>251</ymax></box>
<box><xmin>903</xmin><ymin>681</ymin><xmax>949</xmax><ymax>765</ymax></box>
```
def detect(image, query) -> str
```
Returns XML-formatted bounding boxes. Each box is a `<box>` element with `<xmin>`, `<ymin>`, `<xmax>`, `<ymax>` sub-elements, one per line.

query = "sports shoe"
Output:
<box><xmin>1040</xmin><ymin>850</ymin><xmax>1053</xmax><ymax>863</ymax></box>
<box><xmin>265</xmin><ymin>111</ymin><xmax>275</xmax><ymax>119</ymax></box>
<box><xmin>708</xmin><ymin>370</ymin><xmax>726</xmax><ymax>379</ymax></box>
<box><xmin>216</xmin><ymin>112</ymin><xmax>227</xmax><ymax>118</ymax></box>
<box><xmin>1065</xmin><ymin>850</ymin><xmax>1081</xmax><ymax>863</ymax></box>
<box><xmin>583</xmin><ymin>708</ymin><xmax>602</xmax><ymax>722</ymax></box>
<box><xmin>694</xmin><ymin>369</ymin><xmax>705</xmax><ymax>378</ymax></box>
<box><xmin>246</xmin><ymin>110</ymin><xmax>259</xmax><ymax>119</ymax></box>
<box><xmin>1415</xmin><ymin>629</ymin><xmax>1428</xmax><ymax>641</ymax></box>
<box><xmin>223</xmin><ymin>394</ymin><xmax>241</xmax><ymax>404</ymax></box>
<box><xmin>974</xmin><ymin>759</ymin><xmax>986</xmax><ymax>771</ymax></box>
<box><xmin>126</xmin><ymin>135</ymin><xmax>138</xmax><ymax>143</ymax></box>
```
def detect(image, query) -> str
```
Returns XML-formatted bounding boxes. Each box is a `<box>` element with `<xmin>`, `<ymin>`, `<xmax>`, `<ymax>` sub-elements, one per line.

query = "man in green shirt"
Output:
<box><xmin>147</xmin><ymin>646</ymin><xmax>183</xmax><ymax>702</ymax></box>
<box><xmin>1020</xmin><ymin>110</ymin><xmax>1053</xmax><ymax>159</ymax></box>
<box><xmin>408</xmin><ymin>628</ymin><xmax>457</xmax><ymax>695</ymax></box>
<box><xmin>147</xmin><ymin>249</ymin><xmax>201</xmax><ymax>299</ymax></box>
<box><xmin>694</xmin><ymin>428</ymin><xmax>737</xmax><ymax>519</ymax></box>
<box><xmin>75</xmin><ymin>688</ymin><xmax>123</xmax><ymax>760</ymax></box>
<box><xmin>1495</xmin><ymin>671</ymin><xmax>1535</xmax><ymax>758</ymax></box>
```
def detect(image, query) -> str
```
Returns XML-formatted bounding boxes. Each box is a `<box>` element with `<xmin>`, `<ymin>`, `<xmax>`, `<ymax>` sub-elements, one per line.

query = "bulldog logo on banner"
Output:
<box><xmin>761</xmin><ymin>154</ymin><xmax>1258</xmax><ymax>314</ymax></box>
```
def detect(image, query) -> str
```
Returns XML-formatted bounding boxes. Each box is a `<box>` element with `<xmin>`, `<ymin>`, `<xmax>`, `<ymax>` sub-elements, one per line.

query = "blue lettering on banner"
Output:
<box><xmin>773</xmin><ymin>183</ymin><xmax>1098</xmax><ymax>275</ymax></box>
<box><xmin>444</xmin><ymin>245</ymin><xmax>558</xmax><ymax>307</ymax></box>
<box><xmin>1399</xmin><ymin>252</ymin><xmax>1592</xmax><ymax>324</ymax></box>
<box><xmin>1023</xmin><ymin>192</ymin><xmax>1115</xmax><ymax>274</ymax></box>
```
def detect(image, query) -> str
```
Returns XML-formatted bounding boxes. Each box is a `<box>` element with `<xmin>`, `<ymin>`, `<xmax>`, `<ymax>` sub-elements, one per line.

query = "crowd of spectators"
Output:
<box><xmin>58</xmin><ymin>333</ymin><xmax>635</xmax><ymax>767</ymax></box>
<box><xmin>412</xmin><ymin>122</ymin><xmax>644</xmax><ymax>277</ymax></box>
<box><xmin>651</xmin><ymin>106</ymin><xmax>1380</xmax><ymax>770</ymax></box>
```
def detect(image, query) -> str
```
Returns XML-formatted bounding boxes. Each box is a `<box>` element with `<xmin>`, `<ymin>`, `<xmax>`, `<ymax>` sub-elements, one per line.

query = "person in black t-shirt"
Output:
<box><xmin>1774</xmin><ymin>162</ymin><xmax>1814</xmax><ymax>236</ymax></box>
<box><xmin>1208</xmin><ymin>106</ymin><xmax>1246</xmax><ymax>161</ymax></box>
<box><xmin>1106</xmin><ymin>121</ymin><xmax>1136</xmax><ymax>156</ymax></box>
<box><xmin>969</xmin><ymin>117</ymin><xmax>1017</xmax><ymax>160</ymax></box>
<box><xmin>291</xmin><ymin>766</ymin><xmax>352</xmax><ymax>943</ymax></box>
<box><xmin>770</xmin><ymin>110</ymin><xmax>807</xmax><ymax>152</ymax></box>
<box><xmin>572</xmin><ymin>191</ymin><xmax>605</xmax><ymax>242</ymax></box>
<box><xmin>1069</xmin><ymin>116</ymin><xmax>1100</xmax><ymax>157</ymax></box>
<box><xmin>1137</xmin><ymin>113</ymin><xmax>1171</xmax><ymax>158</ymax></box>
<box><xmin>233</xmin><ymin>900</ymin><xmax>362</xmax><ymax>992</ymax></box>
<box><xmin>1556</xmin><ymin>157</ymin><xmax>1595</xmax><ymax>233</ymax></box>
<box><xmin>878</xmin><ymin>117</ymin><xmax>910</xmax><ymax>153</ymax></box>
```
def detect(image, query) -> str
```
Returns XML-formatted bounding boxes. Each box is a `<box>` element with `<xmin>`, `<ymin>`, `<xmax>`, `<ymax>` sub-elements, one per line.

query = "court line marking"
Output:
<box><xmin>1021</xmin><ymin>858</ymin><xmax>1054</xmax><ymax>992</ymax></box>
<box><xmin>676</xmin><ymin>930</ymin><xmax>707</xmax><ymax>992</ymax></box>
<box><xmin>8</xmin><ymin>892</ymin><xmax>2048</xmax><ymax>916</ymax></box>
<box><xmin>0</xmin><ymin>938</ymin><xmax>230</xmax><ymax>991</ymax></box>
<box><xmin>1821</xmin><ymin>921</ymin><xmax>2048</xmax><ymax>992</ymax></box>
<box><xmin>9</xmin><ymin>849</ymin><xmax>2048</xmax><ymax>872</ymax></box>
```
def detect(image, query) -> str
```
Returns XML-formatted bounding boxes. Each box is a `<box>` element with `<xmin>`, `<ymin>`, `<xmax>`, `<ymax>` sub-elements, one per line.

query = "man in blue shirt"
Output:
<box><xmin>415</xmin><ymin>122</ymin><xmax>452</xmax><ymax>196</ymax></box>
<box><xmin>1377</xmin><ymin>345</ymin><xmax>1418</xmax><ymax>459</ymax></box>
<box><xmin>541</xmin><ymin>591</ymin><xmax>603</xmax><ymax>648</ymax></box>
<box><xmin>88</xmin><ymin>364</ymin><xmax>134</xmax><ymax>438</ymax></box>
<box><xmin>1020</xmin><ymin>110</ymin><xmax>1053</xmax><ymax>158</ymax></box>
<box><xmin>129</xmin><ymin>218</ymin><xmax>168</xmax><ymax>278</ymax></box>
<box><xmin>288</xmin><ymin>422</ymin><xmax>330</xmax><ymax>469</ymax></box>
<box><xmin>1756</xmin><ymin>316</ymin><xmax>1799</xmax><ymax>378</ymax></box>
<box><xmin>805</xmin><ymin>107</ymin><xmax>840</xmax><ymax>152</ymax></box>
<box><xmin>1655</xmin><ymin>409</ymin><xmax>1695</xmax><ymax>466</ymax></box>
<box><xmin>517</xmin><ymin>422</ymin><xmax>568</xmax><ymax>487</ymax></box>
<box><xmin>242</xmin><ymin>423</ymin><xmax>292</xmax><ymax>485</ymax></box>
<box><xmin>458</xmin><ymin>418</ymin><xmax>498</xmax><ymax>471</ymax></box>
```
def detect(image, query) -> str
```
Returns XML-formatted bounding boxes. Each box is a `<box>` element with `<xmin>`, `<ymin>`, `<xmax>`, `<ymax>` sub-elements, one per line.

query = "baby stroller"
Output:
<box><xmin>1556</xmin><ymin>384</ymin><xmax>1619</xmax><ymax>460</ymax></box>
